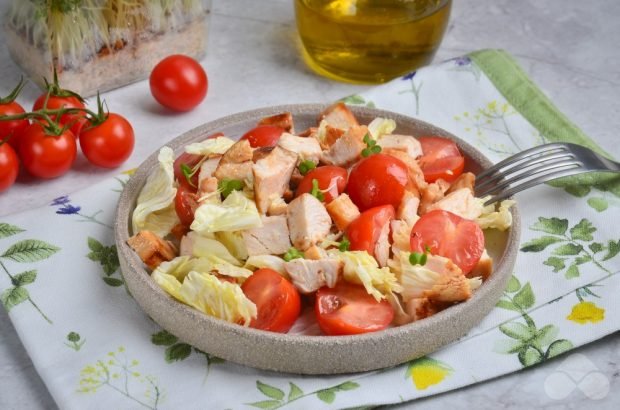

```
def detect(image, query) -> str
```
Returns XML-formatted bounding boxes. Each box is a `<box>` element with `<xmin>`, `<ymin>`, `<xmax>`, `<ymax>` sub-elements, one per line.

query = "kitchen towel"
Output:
<box><xmin>1</xmin><ymin>49</ymin><xmax>618</xmax><ymax>409</ymax></box>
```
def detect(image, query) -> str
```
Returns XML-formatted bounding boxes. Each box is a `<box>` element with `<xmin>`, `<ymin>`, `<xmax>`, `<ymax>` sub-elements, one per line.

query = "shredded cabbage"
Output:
<box><xmin>152</xmin><ymin>268</ymin><xmax>184</xmax><ymax>301</ymax></box>
<box><xmin>244</xmin><ymin>255</ymin><xmax>287</xmax><ymax>276</ymax></box>
<box><xmin>191</xmin><ymin>190</ymin><xmax>262</xmax><ymax>234</ymax></box>
<box><xmin>368</xmin><ymin>117</ymin><xmax>397</xmax><ymax>140</ymax></box>
<box><xmin>476</xmin><ymin>199</ymin><xmax>515</xmax><ymax>231</ymax></box>
<box><xmin>189</xmin><ymin>232</ymin><xmax>242</xmax><ymax>266</ymax></box>
<box><xmin>215</xmin><ymin>231</ymin><xmax>249</xmax><ymax>260</ymax></box>
<box><xmin>213</xmin><ymin>263</ymin><xmax>253</xmax><ymax>279</ymax></box>
<box><xmin>132</xmin><ymin>147</ymin><xmax>179</xmax><ymax>236</ymax></box>
<box><xmin>184</xmin><ymin>136</ymin><xmax>235</xmax><ymax>156</ymax></box>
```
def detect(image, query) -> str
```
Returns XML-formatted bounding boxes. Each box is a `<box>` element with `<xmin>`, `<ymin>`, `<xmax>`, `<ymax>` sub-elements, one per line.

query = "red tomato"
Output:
<box><xmin>347</xmin><ymin>153</ymin><xmax>408</xmax><ymax>211</ymax></box>
<box><xmin>0</xmin><ymin>101</ymin><xmax>29</xmax><ymax>152</ymax></box>
<box><xmin>33</xmin><ymin>94</ymin><xmax>86</xmax><ymax>138</ymax></box>
<box><xmin>315</xmin><ymin>282</ymin><xmax>394</xmax><ymax>335</ymax></box>
<box><xmin>410</xmin><ymin>210</ymin><xmax>484</xmax><ymax>274</ymax></box>
<box><xmin>174</xmin><ymin>184</ymin><xmax>199</xmax><ymax>226</ymax></box>
<box><xmin>0</xmin><ymin>142</ymin><xmax>19</xmax><ymax>192</ymax></box>
<box><xmin>417</xmin><ymin>136</ymin><xmax>465</xmax><ymax>183</ymax></box>
<box><xmin>18</xmin><ymin>123</ymin><xmax>77</xmax><ymax>179</ymax></box>
<box><xmin>295</xmin><ymin>166</ymin><xmax>347</xmax><ymax>203</ymax></box>
<box><xmin>241</xmin><ymin>268</ymin><xmax>301</xmax><ymax>333</ymax></box>
<box><xmin>346</xmin><ymin>205</ymin><xmax>395</xmax><ymax>257</ymax></box>
<box><xmin>79</xmin><ymin>113</ymin><xmax>134</xmax><ymax>168</ymax></box>
<box><xmin>241</xmin><ymin>125</ymin><xmax>284</xmax><ymax>148</ymax></box>
<box><xmin>150</xmin><ymin>55</ymin><xmax>208</xmax><ymax>112</ymax></box>
<box><xmin>173</xmin><ymin>152</ymin><xmax>203</xmax><ymax>189</ymax></box>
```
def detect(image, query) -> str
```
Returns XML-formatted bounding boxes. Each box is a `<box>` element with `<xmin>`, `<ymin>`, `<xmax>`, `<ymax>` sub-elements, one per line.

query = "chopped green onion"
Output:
<box><xmin>283</xmin><ymin>247</ymin><xmax>304</xmax><ymax>261</ymax></box>
<box><xmin>218</xmin><ymin>178</ymin><xmax>244</xmax><ymax>198</ymax></box>
<box><xmin>409</xmin><ymin>252</ymin><xmax>427</xmax><ymax>266</ymax></box>
<box><xmin>310</xmin><ymin>179</ymin><xmax>325</xmax><ymax>202</ymax></box>
<box><xmin>298</xmin><ymin>160</ymin><xmax>316</xmax><ymax>175</ymax></box>
<box><xmin>338</xmin><ymin>236</ymin><xmax>351</xmax><ymax>252</ymax></box>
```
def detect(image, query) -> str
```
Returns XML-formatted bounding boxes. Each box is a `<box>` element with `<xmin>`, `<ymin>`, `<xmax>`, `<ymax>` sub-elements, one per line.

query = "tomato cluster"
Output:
<box><xmin>0</xmin><ymin>77</ymin><xmax>135</xmax><ymax>192</ymax></box>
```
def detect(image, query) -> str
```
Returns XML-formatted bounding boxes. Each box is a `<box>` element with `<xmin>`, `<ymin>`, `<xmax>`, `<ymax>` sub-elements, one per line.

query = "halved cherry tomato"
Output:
<box><xmin>410</xmin><ymin>210</ymin><xmax>484</xmax><ymax>274</ymax></box>
<box><xmin>0</xmin><ymin>142</ymin><xmax>19</xmax><ymax>192</ymax></box>
<box><xmin>346</xmin><ymin>205</ymin><xmax>394</xmax><ymax>257</ymax></box>
<box><xmin>33</xmin><ymin>94</ymin><xmax>86</xmax><ymax>138</ymax></box>
<box><xmin>79</xmin><ymin>113</ymin><xmax>134</xmax><ymax>168</ymax></box>
<box><xmin>417</xmin><ymin>136</ymin><xmax>465</xmax><ymax>183</ymax></box>
<box><xmin>18</xmin><ymin>123</ymin><xmax>76</xmax><ymax>179</ymax></box>
<box><xmin>315</xmin><ymin>282</ymin><xmax>394</xmax><ymax>335</ymax></box>
<box><xmin>241</xmin><ymin>125</ymin><xmax>284</xmax><ymax>148</ymax></box>
<box><xmin>241</xmin><ymin>268</ymin><xmax>301</xmax><ymax>333</ymax></box>
<box><xmin>174</xmin><ymin>184</ymin><xmax>199</xmax><ymax>226</ymax></box>
<box><xmin>347</xmin><ymin>153</ymin><xmax>408</xmax><ymax>211</ymax></box>
<box><xmin>173</xmin><ymin>132</ymin><xmax>223</xmax><ymax>188</ymax></box>
<box><xmin>296</xmin><ymin>165</ymin><xmax>347</xmax><ymax>203</ymax></box>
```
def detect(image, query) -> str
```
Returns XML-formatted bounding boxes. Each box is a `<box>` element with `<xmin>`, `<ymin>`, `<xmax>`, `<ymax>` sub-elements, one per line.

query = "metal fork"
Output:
<box><xmin>475</xmin><ymin>142</ymin><xmax>620</xmax><ymax>205</ymax></box>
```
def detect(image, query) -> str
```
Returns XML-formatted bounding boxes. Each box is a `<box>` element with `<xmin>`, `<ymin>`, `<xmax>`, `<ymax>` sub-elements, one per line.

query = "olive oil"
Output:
<box><xmin>295</xmin><ymin>0</ymin><xmax>451</xmax><ymax>84</ymax></box>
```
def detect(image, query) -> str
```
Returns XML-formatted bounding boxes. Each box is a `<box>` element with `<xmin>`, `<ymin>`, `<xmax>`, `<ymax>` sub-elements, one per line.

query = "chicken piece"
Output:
<box><xmin>258</xmin><ymin>112</ymin><xmax>294</xmax><ymax>133</ymax></box>
<box><xmin>423</xmin><ymin>272</ymin><xmax>473</xmax><ymax>303</ymax></box>
<box><xmin>405</xmin><ymin>297</ymin><xmax>439</xmax><ymax>321</ymax></box>
<box><xmin>284</xmin><ymin>258</ymin><xmax>343</xmax><ymax>293</ymax></box>
<box><xmin>318</xmin><ymin>102</ymin><xmax>359</xmax><ymax>130</ymax></box>
<box><xmin>469</xmin><ymin>249</ymin><xmax>493</xmax><ymax>280</ymax></box>
<box><xmin>287</xmin><ymin>193</ymin><xmax>332</xmax><ymax>250</ymax></box>
<box><xmin>377</xmin><ymin>134</ymin><xmax>423</xmax><ymax>159</ymax></box>
<box><xmin>214</xmin><ymin>139</ymin><xmax>254</xmax><ymax>182</ymax></box>
<box><xmin>267</xmin><ymin>197</ymin><xmax>288</xmax><ymax>216</ymax></box>
<box><xmin>426</xmin><ymin>187</ymin><xmax>484</xmax><ymax>220</ymax></box>
<box><xmin>252</xmin><ymin>146</ymin><xmax>298</xmax><ymax>213</ymax></box>
<box><xmin>446</xmin><ymin>172</ymin><xmax>475</xmax><ymax>195</ymax></box>
<box><xmin>252</xmin><ymin>146</ymin><xmax>274</xmax><ymax>163</ymax></box>
<box><xmin>374</xmin><ymin>221</ymin><xmax>391</xmax><ymax>268</ymax></box>
<box><xmin>198</xmin><ymin>156</ymin><xmax>221</xmax><ymax>181</ymax></box>
<box><xmin>219</xmin><ymin>139</ymin><xmax>253</xmax><ymax>163</ymax></box>
<box><xmin>197</xmin><ymin>176</ymin><xmax>219</xmax><ymax>203</ymax></box>
<box><xmin>383</xmin><ymin>149</ymin><xmax>427</xmax><ymax>191</ymax></box>
<box><xmin>325</xmin><ymin>193</ymin><xmax>360</xmax><ymax>231</ymax></box>
<box><xmin>277</xmin><ymin>133</ymin><xmax>322</xmax><ymax>163</ymax></box>
<box><xmin>304</xmin><ymin>244</ymin><xmax>328</xmax><ymax>260</ymax></box>
<box><xmin>390</xmin><ymin>220</ymin><xmax>411</xmax><ymax>252</ymax></box>
<box><xmin>127</xmin><ymin>230</ymin><xmax>177</xmax><ymax>270</ymax></box>
<box><xmin>320</xmin><ymin>125</ymin><xmax>368</xmax><ymax>167</ymax></box>
<box><xmin>242</xmin><ymin>215</ymin><xmax>292</xmax><ymax>256</ymax></box>
<box><xmin>397</xmin><ymin>190</ymin><xmax>420</xmax><ymax>227</ymax></box>
<box><xmin>297</xmin><ymin>127</ymin><xmax>317</xmax><ymax>138</ymax></box>
<box><xmin>179</xmin><ymin>233</ymin><xmax>194</xmax><ymax>256</ymax></box>
<box><xmin>419</xmin><ymin>179</ymin><xmax>451</xmax><ymax>214</ymax></box>
<box><xmin>322</xmin><ymin>124</ymin><xmax>346</xmax><ymax>149</ymax></box>
<box><xmin>424</xmin><ymin>254</ymin><xmax>463</xmax><ymax>277</ymax></box>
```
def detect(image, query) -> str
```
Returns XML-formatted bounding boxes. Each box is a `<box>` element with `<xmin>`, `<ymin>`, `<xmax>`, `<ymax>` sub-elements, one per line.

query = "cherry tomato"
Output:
<box><xmin>315</xmin><ymin>282</ymin><xmax>394</xmax><ymax>335</ymax></box>
<box><xmin>33</xmin><ymin>94</ymin><xmax>86</xmax><ymax>138</ymax></box>
<box><xmin>79</xmin><ymin>113</ymin><xmax>134</xmax><ymax>168</ymax></box>
<box><xmin>0</xmin><ymin>101</ymin><xmax>29</xmax><ymax>152</ymax></box>
<box><xmin>0</xmin><ymin>142</ymin><xmax>19</xmax><ymax>192</ymax></box>
<box><xmin>241</xmin><ymin>125</ymin><xmax>284</xmax><ymax>148</ymax></box>
<box><xmin>410</xmin><ymin>210</ymin><xmax>484</xmax><ymax>274</ymax></box>
<box><xmin>346</xmin><ymin>205</ymin><xmax>395</xmax><ymax>257</ymax></box>
<box><xmin>174</xmin><ymin>152</ymin><xmax>203</xmax><ymax>189</ymax></box>
<box><xmin>296</xmin><ymin>166</ymin><xmax>347</xmax><ymax>203</ymax></box>
<box><xmin>347</xmin><ymin>153</ymin><xmax>408</xmax><ymax>211</ymax></box>
<box><xmin>242</xmin><ymin>268</ymin><xmax>301</xmax><ymax>333</ymax></box>
<box><xmin>174</xmin><ymin>184</ymin><xmax>199</xmax><ymax>226</ymax></box>
<box><xmin>150</xmin><ymin>55</ymin><xmax>208</xmax><ymax>112</ymax></box>
<box><xmin>417</xmin><ymin>136</ymin><xmax>465</xmax><ymax>183</ymax></box>
<box><xmin>18</xmin><ymin>123</ymin><xmax>76</xmax><ymax>179</ymax></box>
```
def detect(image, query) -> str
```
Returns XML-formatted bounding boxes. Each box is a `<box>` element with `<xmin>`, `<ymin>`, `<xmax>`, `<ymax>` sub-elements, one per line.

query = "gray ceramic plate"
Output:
<box><xmin>115</xmin><ymin>104</ymin><xmax>520</xmax><ymax>375</ymax></box>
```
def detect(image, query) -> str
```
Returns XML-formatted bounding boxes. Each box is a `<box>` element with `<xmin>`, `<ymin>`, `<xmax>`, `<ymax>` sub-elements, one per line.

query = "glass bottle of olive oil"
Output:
<box><xmin>295</xmin><ymin>0</ymin><xmax>451</xmax><ymax>84</ymax></box>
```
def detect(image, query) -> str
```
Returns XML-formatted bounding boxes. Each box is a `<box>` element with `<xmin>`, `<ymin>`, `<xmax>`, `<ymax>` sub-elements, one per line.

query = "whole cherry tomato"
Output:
<box><xmin>79</xmin><ymin>113</ymin><xmax>134</xmax><ymax>168</ymax></box>
<box><xmin>296</xmin><ymin>166</ymin><xmax>348</xmax><ymax>203</ymax></box>
<box><xmin>417</xmin><ymin>136</ymin><xmax>465</xmax><ymax>183</ymax></box>
<box><xmin>18</xmin><ymin>123</ymin><xmax>77</xmax><ymax>179</ymax></box>
<box><xmin>315</xmin><ymin>282</ymin><xmax>394</xmax><ymax>335</ymax></box>
<box><xmin>150</xmin><ymin>55</ymin><xmax>208</xmax><ymax>112</ymax></box>
<box><xmin>0</xmin><ymin>80</ymin><xmax>29</xmax><ymax>152</ymax></box>
<box><xmin>33</xmin><ymin>93</ymin><xmax>86</xmax><ymax>138</ymax></box>
<box><xmin>0</xmin><ymin>142</ymin><xmax>19</xmax><ymax>192</ymax></box>
<box><xmin>347</xmin><ymin>153</ymin><xmax>408</xmax><ymax>211</ymax></box>
<box><xmin>410</xmin><ymin>210</ymin><xmax>484</xmax><ymax>274</ymax></box>
<box><xmin>242</xmin><ymin>268</ymin><xmax>301</xmax><ymax>333</ymax></box>
<box><xmin>241</xmin><ymin>125</ymin><xmax>284</xmax><ymax>148</ymax></box>
<box><xmin>346</xmin><ymin>205</ymin><xmax>395</xmax><ymax>258</ymax></box>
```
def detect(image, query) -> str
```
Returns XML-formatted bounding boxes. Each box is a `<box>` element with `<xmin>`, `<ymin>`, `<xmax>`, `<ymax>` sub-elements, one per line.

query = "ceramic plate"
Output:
<box><xmin>115</xmin><ymin>104</ymin><xmax>520</xmax><ymax>374</ymax></box>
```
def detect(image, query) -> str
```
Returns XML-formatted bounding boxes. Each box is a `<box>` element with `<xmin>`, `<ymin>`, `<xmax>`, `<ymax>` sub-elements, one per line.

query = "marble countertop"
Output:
<box><xmin>1</xmin><ymin>0</ymin><xmax>618</xmax><ymax>408</ymax></box>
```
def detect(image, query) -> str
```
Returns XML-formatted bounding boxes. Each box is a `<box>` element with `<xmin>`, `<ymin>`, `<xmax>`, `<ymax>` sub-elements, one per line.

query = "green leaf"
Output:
<box><xmin>336</xmin><ymin>381</ymin><xmax>359</xmax><ymax>391</ymax></box>
<box><xmin>257</xmin><ymin>381</ymin><xmax>285</xmax><ymax>400</ymax></box>
<box><xmin>340</xmin><ymin>95</ymin><xmax>365</xmax><ymax>105</ymax></box>
<box><xmin>12</xmin><ymin>270</ymin><xmax>37</xmax><ymax>286</ymax></box>
<box><xmin>505</xmin><ymin>275</ymin><xmax>521</xmax><ymax>293</ymax></box>
<box><xmin>569</xmin><ymin>219</ymin><xmax>596</xmax><ymax>241</ymax></box>
<box><xmin>602</xmin><ymin>240</ymin><xmax>620</xmax><ymax>261</ymax></box>
<box><xmin>1</xmin><ymin>286</ymin><xmax>29</xmax><ymax>310</ymax></box>
<box><xmin>530</xmin><ymin>217</ymin><xmax>568</xmax><ymax>235</ymax></box>
<box><xmin>518</xmin><ymin>346</ymin><xmax>543</xmax><ymax>367</ymax></box>
<box><xmin>546</xmin><ymin>339</ymin><xmax>573</xmax><ymax>359</ymax></box>
<box><xmin>533</xmin><ymin>325</ymin><xmax>559</xmax><ymax>348</ymax></box>
<box><xmin>288</xmin><ymin>382</ymin><xmax>304</xmax><ymax>401</ymax></box>
<box><xmin>219</xmin><ymin>179</ymin><xmax>244</xmax><ymax>199</ymax></box>
<box><xmin>1</xmin><ymin>239</ymin><xmax>60</xmax><ymax>262</ymax></box>
<box><xmin>247</xmin><ymin>400</ymin><xmax>281</xmax><ymax>410</ymax></box>
<box><xmin>543</xmin><ymin>257</ymin><xmax>565</xmax><ymax>273</ymax></box>
<box><xmin>102</xmin><ymin>277</ymin><xmax>123</xmax><ymax>287</ymax></box>
<box><xmin>495</xmin><ymin>299</ymin><xmax>520</xmax><ymax>311</ymax></box>
<box><xmin>67</xmin><ymin>332</ymin><xmax>81</xmax><ymax>342</ymax></box>
<box><xmin>552</xmin><ymin>243</ymin><xmax>583</xmax><ymax>256</ymax></box>
<box><xmin>520</xmin><ymin>236</ymin><xmax>564</xmax><ymax>252</ymax></box>
<box><xmin>574</xmin><ymin>255</ymin><xmax>592</xmax><ymax>265</ymax></box>
<box><xmin>563</xmin><ymin>185</ymin><xmax>590</xmax><ymax>197</ymax></box>
<box><xmin>317</xmin><ymin>389</ymin><xmax>336</xmax><ymax>404</ymax></box>
<box><xmin>87</xmin><ymin>237</ymin><xmax>104</xmax><ymax>252</ymax></box>
<box><xmin>0</xmin><ymin>223</ymin><xmax>24</xmax><ymax>238</ymax></box>
<box><xmin>165</xmin><ymin>343</ymin><xmax>192</xmax><ymax>363</ymax></box>
<box><xmin>564</xmin><ymin>264</ymin><xmax>580</xmax><ymax>279</ymax></box>
<box><xmin>587</xmin><ymin>197</ymin><xmax>608</xmax><ymax>212</ymax></box>
<box><xmin>499</xmin><ymin>322</ymin><xmax>534</xmax><ymax>341</ymax></box>
<box><xmin>298</xmin><ymin>160</ymin><xmax>316</xmax><ymax>176</ymax></box>
<box><xmin>513</xmin><ymin>283</ymin><xmax>535</xmax><ymax>309</ymax></box>
<box><xmin>151</xmin><ymin>330</ymin><xmax>178</xmax><ymax>346</ymax></box>
<box><xmin>589</xmin><ymin>242</ymin><xmax>604</xmax><ymax>253</ymax></box>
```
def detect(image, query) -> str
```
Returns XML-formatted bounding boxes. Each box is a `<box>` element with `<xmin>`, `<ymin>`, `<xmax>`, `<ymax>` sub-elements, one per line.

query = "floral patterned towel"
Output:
<box><xmin>1</xmin><ymin>50</ymin><xmax>618</xmax><ymax>409</ymax></box>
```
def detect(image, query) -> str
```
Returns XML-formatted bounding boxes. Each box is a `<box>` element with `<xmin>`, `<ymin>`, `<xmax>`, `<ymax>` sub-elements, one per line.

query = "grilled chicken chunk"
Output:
<box><xmin>325</xmin><ymin>193</ymin><xmax>360</xmax><ymax>231</ymax></box>
<box><xmin>320</xmin><ymin>125</ymin><xmax>368</xmax><ymax>167</ymax></box>
<box><xmin>426</xmin><ymin>187</ymin><xmax>484</xmax><ymax>220</ymax></box>
<box><xmin>127</xmin><ymin>230</ymin><xmax>176</xmax><ymax>269</ymax></box>
<box><xmin>383</xmin><ymin>148</ymin><xmax>427</xmax><ymax>192</ymax></box>
<box><xmin>214</xmin><ymin>139</ymin><xmax>254</xmax><ymax>182</ymax></box>
<box><xmin>252</xmin><ymin>146</ymin><xmax>298</xmax><ymax>214</ymax></box>
<box><xmin>318</xmin><ymin>102</ymin><xmax>359</xmax><ymax>130</ymax></box>
<box><xmin>446</xmin><ymin>172</ymin><xmax>475</xmax><ymax>195</ymax></box>
<box><xmin>287</xmin><ymin>193</ymin><xmax>332</xmax><ymax>250</ymax></box>
<box><xmin>405</xmin><ymin>297</ymin><xmax>439</xmax><ymax>321</ymax></box>
<box><xmin>374</xmin><ymin>221</ymin><xmax>391</xmax><ymax>268</ymax></box>
<box><xmin>304</xmin><ymin>244</ymin><xmax>329</xmax><ymax>260</ymax></box>
<box><xmin>377</xmin><ymin>134</ymin><xmax>423</xmax><ymax>159</ymax></box>
<box><xmin>419</xmin><ymin>179</ymin><xmax>451</xmax><ymax>214</ymax></box>
<box><xmin>397</xmin><ymin>190</ymin><xmax>420</xmax><ymax>227</ymax></box>
<box><xmin>277</xmin><ymin>133</ymin><xmax>322</xmax><ymax>163</ymax></box>
<box><xmin>258</xmin><ymin>112</ymin><xmax>294</xmax><ymax>133</ymax></box>
<box><xmin>469</xmin><ymin>249</ymin><xmax>493</xmax><ymax>280</ymax></box>
<box><xmin>242</xmin><ymin>215</ymin><xmax>292</xmax><ymax>256</ymax></box>
<box><xmin>284</xmin><ymin>258</ymin><xmax>343</xmax><ymax>293</ymax></box>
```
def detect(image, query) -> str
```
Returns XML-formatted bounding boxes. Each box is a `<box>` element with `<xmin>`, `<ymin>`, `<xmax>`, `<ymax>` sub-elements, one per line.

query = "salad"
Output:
<box><xmin>127</xmin><ymin>104</ymin><xmax>514</xmax><ymax>336</ymax></box>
